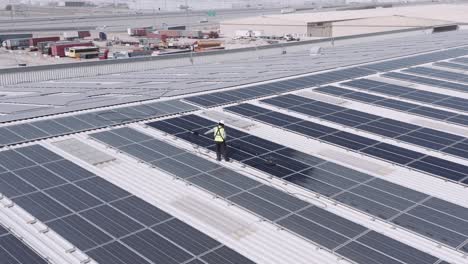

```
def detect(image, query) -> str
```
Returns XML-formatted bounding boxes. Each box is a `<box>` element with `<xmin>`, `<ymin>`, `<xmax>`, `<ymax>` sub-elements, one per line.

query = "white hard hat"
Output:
<box><xmin>219</xmin><ymin>120</ymin><xmax>224</xmax><ymax>124</ymax></box>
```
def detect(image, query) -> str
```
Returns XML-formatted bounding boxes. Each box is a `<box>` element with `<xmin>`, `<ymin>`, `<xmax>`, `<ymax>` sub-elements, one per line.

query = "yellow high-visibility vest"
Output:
<box><xmin>214</xmin><ymin>126</ymin><xmax>225</xmax><ymax>142</ymax></box>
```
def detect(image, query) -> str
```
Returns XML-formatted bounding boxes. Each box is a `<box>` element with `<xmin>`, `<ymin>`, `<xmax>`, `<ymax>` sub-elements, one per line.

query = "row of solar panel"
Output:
<box><xmin>343</xmin><ymin>78</ymin><xmax>468</xmax><ymax>112</ymax></box>
<box><xmin>90</xmin><ymin>124</ymin><xmax>450</xmax><ymax>264</ymax></box>
<box><xmin>0</xmin><ymin>144</ymin><xmax>254</xmax><ymax>264</ymax></box>
<box><xmin>140</xmin><ymin>115</ymin><xmax>468</xmax><ymax>254</ymax></box>
<box><xmin>183</xmin><ymin>48</ymin><xmax>468</xmax><ymax>109</ymax></box>
<box><xmin>184</xmin><ymin>67</ymin><xmax>374</xmax><ymax>108</ymax></box>
<box><xmin>261</xmin><ymin>94</ymin><xmax>468</xmax><ymax>160</ymax></box>
<box><xmin>404</xmin><ymin>66</ymin><xmax>468</xmax><ymax>84</ymax></box>
<box><xmin>434</xmin><ymin>61</ymin><xmax>468</xmax><ymax>72</ymax></box>
<box><xmin>225</xmin><ymin>103</ymin><xmax>468</xmax><ymax>186</ymax></box>
<box><xmin>0</xmin><ymin>225</ymin><xmax>48</xmax><ymax>264</ymax></box>
<box><xmin>221</xmin><ymin>105</ymin><xmax>468</xmax><ymax>250</ymax></box>
<box><xmin>452</xmin><ymin>57</ymin><xmax>468</xmax><ymax>65</ymax></box>
<box><xmin>360</xmin><ymin>48</ymin><xmax>468</xmax><ymax>72</ymax></box>
<box><xmin>383</xmin><ymin>71</ymin><xmax>468</xmax><ymax>93</ymax></box>
<box><xmin>314</xmin><ymin>85</ymin><xmax>468</xmax><ymax>128</ymax></box>
<box><xmin>0</xmin><ymin>99</ymin><xmax>197</xmax><ymax>147</ymax></box>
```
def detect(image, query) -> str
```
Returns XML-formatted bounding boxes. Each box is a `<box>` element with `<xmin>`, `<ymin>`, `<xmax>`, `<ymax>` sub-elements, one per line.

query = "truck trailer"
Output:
<box><xmin>29</xmin><ymin>37</ymin><xmax>60</xmax><ymax>47</ymax></box>
<box><xmin>2</xmin><ymin>38</ymin><xmax>31</xmax><ymax>49</ymax></box>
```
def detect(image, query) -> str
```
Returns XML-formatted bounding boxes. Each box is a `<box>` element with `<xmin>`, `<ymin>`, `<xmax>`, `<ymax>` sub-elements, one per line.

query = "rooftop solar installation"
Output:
<box><xmin>225</xmin><ymin>103</ymin><xmax>468</xmax><ymax>185</ymax></box>
<box><xmin>0</xmin><ymin>224</ymin><xmax>48</xmax><ymax>264</ymax></box>
<box><xmin>0</xmin><ymin>99</ymin><xmax>197</xmax><ymax>147</ymax></box>
<box><xmin>0</xmin><ymin>144</ymin><xmax>254</xmax><ymax>264</ymax></box>
<box><xmin>383</xmin><ymin>71</ymin><xmax>468</xmax><ymax>93</ymax></box>
<box><xmin>183</xmin><ymin>48</ymin><xmax>468</xmax><ymax>108</ymax></box>
<box><xmin>90</xmin><ymin>126</ymin><xmax>451</xmax><ymax>263</ymax></box>
<box><xmin>434</xmin><ymin>61</ymin><xmax>468</xmax><ymax>71</ymax></box>
<box><xmin>452</xmin><ymin>56</ymin><xmax>468</xmax><ymax>65</ymax></box>
<box><xmin>314</xmin><ymin>85</ymin><xmax>468</xmax><ymax>127</ymax></box>
<box><xmin>260</xmin><ymin>94</ymin><xmax>468</xmax><ymax>160</ymax></box>
<box><xmin>342</xmin><ymin>78</ymin><xmax>468</xmax><ymax>113</ymax></box>
<box><xmin>2</xmin><ymin>31</ymin><xmax>468</xmax><ymax>264</ymax></box>
<box><xmin>403</xmin><ymin>66</ymin><xmax>468</xmax><ymax>83</ymax></box>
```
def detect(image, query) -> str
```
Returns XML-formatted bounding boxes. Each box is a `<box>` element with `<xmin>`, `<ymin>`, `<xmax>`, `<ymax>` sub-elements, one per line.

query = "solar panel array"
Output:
<box><xmin>184</xmin><ymin>68</ymin><xmax>374</xmax><ymax>108</ymax></box>
<box><xmin>183</xmin><ymin>48</ymin><xmax>468</xmax><ymax>108</ymax></box>
<box><xmin>342</xmin><ymin>79</ymin><xmax>468</xmax><ymax>113</ymax></box>
<box><xmin>359</xmin><ymin>48</ymin><xmax>468</xmax><ymax>72</ymax></box>
<box><xmin>314</xmin><ymin>85</ymin><xmax>468</xmax><ymax>127</ymax></box>
<box><xmin>225</xmin><ymin>103</ymin><xmax>468</xmax><ymax>185</ymax></box>
<box><xmin>0</xmin><ymin>144</ymin><xmax>253</xmax><ymax>264</ymax></box>
<box><xmin>452</xmin><ymin>57</ymin><xmax>468</xmax><ymax>65</ymax></box>
<box><xmin>147</xmin><ymin>114</ymin><xmax>468</xmax><ymax>254</ymax></box>
<box><xmin>261</xmin><ymin>94</ymin><xmax>468</xmax><ymax>160</ymax></box>
<box><xmin>0</xmin><ymin>99</ymin><xmax>197</xmax><ymax>147</ymax></box>
<box><xmin>434</xmin><ymin>61</ymin><xmax>468</xmax><ymax>71</ymax></box>
<box><xmin>0</xmin><ymin>225</ymin><xmax>48</xmax><ymax>264</ymax></box>
<box><xmin>403</xmin><ymin>66</ymin><xmax>468</xmax><ymax>84</ymax></box>
<box><xmin>383</xmin><ymin>71</ymin><xmax>468</xmax><ymax>93</ymax></box>
<box><xmin>90</xmin><ymin>125</ymin><xmax>452</xmax><ymax>264</ymax></box>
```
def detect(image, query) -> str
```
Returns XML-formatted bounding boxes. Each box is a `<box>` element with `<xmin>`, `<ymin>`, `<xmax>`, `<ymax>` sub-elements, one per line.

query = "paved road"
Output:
<box><xmin>0</xmin><ymin>7</ymin><xmax>288</xmax><ymax>33</ymax></box>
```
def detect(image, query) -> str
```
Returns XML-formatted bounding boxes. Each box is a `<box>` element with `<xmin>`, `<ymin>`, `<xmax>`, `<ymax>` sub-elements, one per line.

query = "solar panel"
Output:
<box><xmin>0</xmin><ymin>229</ymin><xmax>48</xmax><ymax>264</ymax></box>
<box><xmin>361</xmin><ymin>48</ymin><xmax>468</xmax><ymax>72</ymax></box>
<box><xmin>183</xmin><ymin>67</ymin><xmax>376</xmax><ymax>108</ymax></box>
<box><xmin>261</xmin><ymin>94</ymin><xmax>468</xmax><ymax>160</ymax></box>
<box><xmin>343</xmin><ymin>78</ymin><xmax>468</xmax><ymax>112</ymax></box>
<box><xmin>91</xmin><ymin>126</ymin><xmax>449</xmax><ymax>263</ymax></box>
<box><xmin>404</xmin><ymin>66</ymin><xmax>468</xmax><ymax>83</ymax></box>
<box><xmin>0</xmin><ymin>144</ymin><xmax>253</xmax><ymax>264</ymax></box>
<box><xmin>452</xmin><ymin>57</ymin><xmax>468</xmax><ymax>65</ymax></box>
<box><xmin>0</xmin><ymin>99</ymin><xmax>197</xmax><ymax>148</ymax></box>
<box><xmin>227</xmin><ymin>103</ymin><xmax>468</xmax><ymax>184</ymax></box>
<box><xmin>315</xmin><ymin>85</ymin><xmax>468</xmax><ymax>128</ymax></box>
<box><xmin>435</xmin><ymin>61</ymin><xmax>468</xmax><ymax>71</ymax></box>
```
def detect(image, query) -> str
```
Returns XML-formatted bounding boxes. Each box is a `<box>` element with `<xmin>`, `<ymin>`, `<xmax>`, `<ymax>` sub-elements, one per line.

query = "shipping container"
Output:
<box><xmin>63</xmin><ymin>31</ymin><xmax>79</xmax><ymax>39</ymax></box>
<box><xmin>78</xmin><ymin>31</ymin><xmax>91</xmax><ymax>38</ymax></box>
<box><xmin>29</xmin><ymin>36</ymin><xmax>60</xmax><ymax>47</ymax></box>
<box><xmin>2</xmin><ymin>38</ymin><xmax>30</xmax><ymax>49</ymax></box>
<box><xmin>0</xmin><ymin>33</ymin><xmax>32</xmax><ymax>43</ymax></box>
<box><xmin>156</xmin><ymin>30</ymin><xmax>203</xmax><ymax>39</ymax></box>
<box><xmin>127</xmin><ymin>27</ymin><xmax>152</xmax><ymax>36</ymax></box>
<box><xmin>51</xmin><ymin>41</ymin><xmax>93</xmax><ymax>57</ymax></box>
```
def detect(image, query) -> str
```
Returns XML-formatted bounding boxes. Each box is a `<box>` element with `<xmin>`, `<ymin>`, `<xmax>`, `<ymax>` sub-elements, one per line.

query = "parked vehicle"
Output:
<box><xmin>67</xmin><ymin>46</ymin><xmax>99</xmax><ymax>59</ymax></box>
<box><xmin>2</xmin><ymin>38</ymin><xmax>30</xmax><ymax>49</ymax></box>
<box><xmin>0</xmin><ymin>33</ymin><xmax>32</xmax><ymax>43</ymax></box>
<box><xmin>50</xmin><ymin>41</ymin><xmax>93</xmax><ymax>57</ymax></box>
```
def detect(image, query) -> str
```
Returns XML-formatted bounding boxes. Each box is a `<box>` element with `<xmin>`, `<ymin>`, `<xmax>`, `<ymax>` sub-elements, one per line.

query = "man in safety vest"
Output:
<box><xmin>205</xmin><ymin>120</ymin><xmax>228</xmax><ymax>161</ymax></box>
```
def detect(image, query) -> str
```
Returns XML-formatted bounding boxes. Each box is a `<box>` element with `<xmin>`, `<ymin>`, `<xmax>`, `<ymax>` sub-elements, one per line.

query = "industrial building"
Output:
<box><xmin>220</xmin><ymin>4</ymin><xmax>468</xmax><ymax>37</ymax></box>
<box><xmin>1</xmin><ymin>4</ymin><xmax>468</xmax><ymax>264</ymax></box>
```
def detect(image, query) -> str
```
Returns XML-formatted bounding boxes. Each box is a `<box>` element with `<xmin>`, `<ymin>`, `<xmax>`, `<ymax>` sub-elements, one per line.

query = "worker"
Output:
<box><xmin>205</xmin><ymin>120</ymin><xmax>228</xmax><ymax>161</ymax></box>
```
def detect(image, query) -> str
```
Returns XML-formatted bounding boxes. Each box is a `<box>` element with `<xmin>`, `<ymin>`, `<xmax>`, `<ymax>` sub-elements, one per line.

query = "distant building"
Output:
<box><xmin>220</xmin><ymin>12</ymin><xmax>457</xmax><ymax>38</ymax></box>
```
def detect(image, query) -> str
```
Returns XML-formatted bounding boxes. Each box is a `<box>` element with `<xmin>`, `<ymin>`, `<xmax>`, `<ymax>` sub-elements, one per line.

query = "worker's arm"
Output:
<box><xmin>204</xmin><ymin>128</ymin><xmax>213</xmax><ymax>135</ymax></box>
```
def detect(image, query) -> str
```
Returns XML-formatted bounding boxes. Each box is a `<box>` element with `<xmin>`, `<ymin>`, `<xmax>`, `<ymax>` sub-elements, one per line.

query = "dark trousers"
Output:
<box><xmin>216</xmin><ymin>142</ymin><xmax>228</xmax><ymax>161</ymax></box>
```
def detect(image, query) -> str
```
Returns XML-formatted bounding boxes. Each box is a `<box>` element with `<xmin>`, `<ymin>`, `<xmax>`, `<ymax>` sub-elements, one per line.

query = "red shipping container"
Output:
<box><xmin>51</xmin><ymin>42</ymin><xmax>93</xmax><ymax>57</ymax></box>
<box><xmin>157</xmin><ymin>30</ymin><xmax>181</xmax><ymax>38</ymax></box>
<box><xmin>78</xmin><ymin>31</ymin><xmax>91</xmax><ymax>38</ymax></box>
<box><xmin>29</xmin><ymin>37</ymin><xmax>60</xmax><ymax>47</ymax></box>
